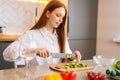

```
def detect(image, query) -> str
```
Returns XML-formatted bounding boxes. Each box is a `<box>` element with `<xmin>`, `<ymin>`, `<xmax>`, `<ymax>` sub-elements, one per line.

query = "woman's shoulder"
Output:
<box><xmin>24</xmin><ymin>29</ymin><xmax>39</xmax><ymax>34</ymax></box>
<box><xmin>20</xmin><ymin>28</ymin><xmax>45</xmax><ymax>37</ymax></box>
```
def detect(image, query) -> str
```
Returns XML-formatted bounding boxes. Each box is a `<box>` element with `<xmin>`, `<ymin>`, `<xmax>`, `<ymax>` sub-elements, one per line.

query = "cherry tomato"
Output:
<box><xmin>101</xmin><ymin>75</ymin><xmax>107</xmax><ymax>80</ymax></box>
<box><xmin>87</xmin><ymin>72</ymin><xmax>95</xmax><ymax>80</ymax></box>
<box><xmin>87</xmin><ymin>72</ymin><xmax>107</xmax><ymax>80</ymax></box>
<box><xmin>95</xmin><ymin>75</ymin><xmax>99</xmax><ymax>80</ymax></box>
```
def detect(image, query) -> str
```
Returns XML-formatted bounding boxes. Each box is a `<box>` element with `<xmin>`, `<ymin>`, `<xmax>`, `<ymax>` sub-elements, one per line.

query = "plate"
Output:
<box><xmin>50</xmin><ymin>63</ymin><xmax>93</xmax><ymax>72</ymax></box>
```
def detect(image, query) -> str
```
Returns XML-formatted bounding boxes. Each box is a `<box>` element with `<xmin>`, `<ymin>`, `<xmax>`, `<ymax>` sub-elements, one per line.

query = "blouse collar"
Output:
<box><xmin>40</xmin><ymin>27</ymin><xmax>57</xmax><ymax>36</ymax></box>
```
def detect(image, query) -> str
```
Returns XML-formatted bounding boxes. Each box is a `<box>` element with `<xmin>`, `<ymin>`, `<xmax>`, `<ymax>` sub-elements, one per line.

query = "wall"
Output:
<box><xmin>0</xmin><ymin>0</ymin><xmax>68</xmax><ymax>34</ymax></box>
<box><xmin>96</xmin><ymin>0</ymin><xmax>120</xmax><ymax>59</ymax></box>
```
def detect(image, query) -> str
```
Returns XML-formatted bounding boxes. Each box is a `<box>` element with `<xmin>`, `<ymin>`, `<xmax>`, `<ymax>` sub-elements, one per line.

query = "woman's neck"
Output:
<box><xmin>44</xmin><ymin>25</ymin><xmax>55</xmax><ymax>34</ymax></box>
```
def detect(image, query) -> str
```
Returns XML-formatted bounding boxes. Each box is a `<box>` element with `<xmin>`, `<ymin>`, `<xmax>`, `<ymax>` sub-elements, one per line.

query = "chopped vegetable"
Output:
<box><xmin>65</xmin><ymin>62</ymin><xmax>87</xmax><ymax>69</ymax></box>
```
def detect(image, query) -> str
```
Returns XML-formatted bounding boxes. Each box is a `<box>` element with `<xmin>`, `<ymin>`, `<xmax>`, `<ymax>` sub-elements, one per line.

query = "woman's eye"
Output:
<box><xmin>56</xmin><ymin>14</ymin><xmax>60</xmax><ymax>17</ymax></box>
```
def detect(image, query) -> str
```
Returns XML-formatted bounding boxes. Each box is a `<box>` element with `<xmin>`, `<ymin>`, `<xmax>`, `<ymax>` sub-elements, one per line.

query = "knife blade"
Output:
<box><xmin>51</xmin><ymin>53</ymin><xmax>75</xmax><ymax>58</ymax></box>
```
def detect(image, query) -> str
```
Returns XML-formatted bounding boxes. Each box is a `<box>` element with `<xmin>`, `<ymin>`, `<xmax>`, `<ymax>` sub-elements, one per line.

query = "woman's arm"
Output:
<box><xmin>3</xmin><ymin>31</ymin><xmax>32</xmax><ymax>61</ymax></box>
<box><xmin>65</xmin><ymin>39</ymin><xmax>72</xmax><ymax>53</ymax></box>
<box><xmin>66</xmin><ymin>39</ymin><xmax>82</xmax><ymax>62</ymax></box>
<box><xmin>3</xmin><ymin>39</ymin><xmax>21</xmax><ymax>61</ymax></box>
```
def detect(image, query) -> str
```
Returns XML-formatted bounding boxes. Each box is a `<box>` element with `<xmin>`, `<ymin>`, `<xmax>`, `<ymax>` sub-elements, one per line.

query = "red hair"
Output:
<box><xmin>31</xmin><ymin>0</ymin><xmax>67</xmax><ymax>53</ymax></box>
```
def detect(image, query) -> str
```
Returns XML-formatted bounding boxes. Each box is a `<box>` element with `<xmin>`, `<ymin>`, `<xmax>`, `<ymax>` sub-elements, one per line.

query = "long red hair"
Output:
<box><xmin>31</xmin><ymin>0</ymin><xmax>67</xmax><ymax>53</ymax></box>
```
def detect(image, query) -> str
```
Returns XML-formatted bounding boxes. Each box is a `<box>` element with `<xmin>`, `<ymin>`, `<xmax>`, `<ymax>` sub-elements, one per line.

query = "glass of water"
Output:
<box><xmin>20</xmin><ymin>34</ymin><xmax>36</xmax><ymax>78</ymax></box>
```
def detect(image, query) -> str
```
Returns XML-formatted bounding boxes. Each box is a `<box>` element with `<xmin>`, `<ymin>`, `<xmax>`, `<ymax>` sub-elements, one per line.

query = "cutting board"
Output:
<box><xmin>50</xmin><ymin>63</ymin><xmax>94</xmax><ymax>72</ymax></box>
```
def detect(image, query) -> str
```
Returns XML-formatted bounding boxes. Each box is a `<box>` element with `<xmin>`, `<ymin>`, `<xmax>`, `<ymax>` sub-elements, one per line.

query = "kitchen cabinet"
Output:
<box><xmin>68</xmin><ymin>0</ymin><xmax>98</xmax><ymax>59</ymax></box>
<box><xmin>0</xmin><ymin>42</ymin><xmax>14</xmax><ymax>69</ymax></box>
<box><xmin>0</xmin><ymin>34</ymin><xmax>21</xmax><ymax>69</ymax></box>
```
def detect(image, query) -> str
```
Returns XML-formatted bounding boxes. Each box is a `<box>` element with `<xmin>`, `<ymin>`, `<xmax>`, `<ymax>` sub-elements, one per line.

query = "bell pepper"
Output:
<box><xmin>60</xmin><ymin>71</ymin><xmax>69</xmax><ymax>80</ymax></box>
<box><xmin>44</xmin><ymin>74</ymin><xmax>53</xmax><ymax>80</ymax></box>
<box><xmin>60</xmin><ymin>71</ymin><xmax>77</xmax><ymax>80</ymax></box>
<box><xmin>69</xmin><ymin>71</ymin><xmax>77</xmax><ymax>80</ymax></box>
<box><xmin>52</xmin><ymin>73</ymin><xmax>62</xmax><ymax>80</ymax></box>
<box><xmin>44</xmin><ymin>73</ymin><xmax>62</xmax><ymax>80</ymax></box>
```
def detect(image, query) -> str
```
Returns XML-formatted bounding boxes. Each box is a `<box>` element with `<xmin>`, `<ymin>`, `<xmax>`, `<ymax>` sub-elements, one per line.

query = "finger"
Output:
<box><xmin>43</xmin><ymin>49</ymin><xmax>48</xmax><ymax>58</ymax></box>
<box><xmin>46</xmin><ymin>50</ymin><xmax>51</xmax><ymax>57</ymax></box>
<box><xmin>37</xmin><ymin>49</ymin><xmax>43</xmax><ymax>57</ymax></box>
<box><xmin>39</xmin><ymin>50</ymin><xmax>42</xmax><ymax>57</ymax></box>
<box><xmin>43</xmin><ymin>51</ymin><xmax>48</xmax><ymax>58</ymax></box>
<box><xmin>43</xmin><ymin>48</ymin><xmax>50</xmax><ymax>57</ymax></box>
<box><xmin>74</xmin><ymin>51</ymin><xmax>81</xmax><ymax>62</ymax></box>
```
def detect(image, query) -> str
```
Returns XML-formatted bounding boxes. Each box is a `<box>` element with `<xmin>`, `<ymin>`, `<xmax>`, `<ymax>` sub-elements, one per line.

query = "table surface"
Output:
<box><xmin>0</xmin><ymin>60</ymin><xmax>101</xmax><ymax>80</ymax></box>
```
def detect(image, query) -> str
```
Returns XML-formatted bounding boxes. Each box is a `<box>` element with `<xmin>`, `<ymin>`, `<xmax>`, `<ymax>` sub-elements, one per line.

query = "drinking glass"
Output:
<box><xmin>20</xmin><ymin>34</ymin><xmax>36</xmax><ymax>78</ymax></box>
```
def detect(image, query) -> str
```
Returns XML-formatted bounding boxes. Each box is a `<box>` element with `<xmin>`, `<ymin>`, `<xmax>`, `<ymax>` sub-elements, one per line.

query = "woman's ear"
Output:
<box><xmin>46</xmin><ymin>10</ymin><xmax>50</xmax><ymax>18</ymax></box>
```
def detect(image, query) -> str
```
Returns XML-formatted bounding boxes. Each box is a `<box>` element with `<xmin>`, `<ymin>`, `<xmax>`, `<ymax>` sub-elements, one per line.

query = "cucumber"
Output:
<box><xmin>115</xmin><ymin>69</ymin><xmax>120</xmax><ymax>76</ymax></box>
<box><xmin>106</xmin><ymin>69</ymin><xmax>111</xmax><ymax>75</ymax></box>
<box><xmin>110</xmin><ymin>70</ymin><xmax>117</xmax><ymax>76</ymax></box>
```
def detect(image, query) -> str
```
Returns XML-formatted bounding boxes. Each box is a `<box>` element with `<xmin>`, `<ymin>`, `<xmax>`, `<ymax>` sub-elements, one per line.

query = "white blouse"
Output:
<box><xmin>3</xmin><ymin>27</ymin><xmax>72</xmax><ymax>66</ymax></box>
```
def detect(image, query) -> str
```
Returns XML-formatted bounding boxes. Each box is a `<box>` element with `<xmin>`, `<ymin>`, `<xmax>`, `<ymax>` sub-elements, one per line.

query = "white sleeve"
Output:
<box><xmin>3</xmin><ymin>31</ymin><xmax>31</xmax><ymax>61</ymax></box>
<box><xmin>3</xmin><ymin>39</ymin><xmax>21</xmax><ymax>61</ymax></box>
<box><xmin>66</xmin><ymin>39</ymin><xmax>72</xmax><ymax>53</ymax></box>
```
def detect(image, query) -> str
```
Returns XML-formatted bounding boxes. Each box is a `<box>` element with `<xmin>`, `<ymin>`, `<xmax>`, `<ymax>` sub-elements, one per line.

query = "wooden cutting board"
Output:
<box><xmin>50</xmin><ymin>63</ymin><xmax>94</xmax><ymax>72</ymax></box>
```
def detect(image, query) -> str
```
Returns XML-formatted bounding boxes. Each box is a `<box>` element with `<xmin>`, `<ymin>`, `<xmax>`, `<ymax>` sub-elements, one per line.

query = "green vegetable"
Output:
<box><xmin>65</xmin><ymin>62</ymin><xmax>87</xmax><ymax>69</ymax></box>
<box><xmin>110</xmin><ymin>70</ymin><xmax>117</xmax><ymax>76</ymax></box>
<box><xmin>115</xmin><ymin>69</ymin><xmax>120</xmax><ymax>76</ymax></box>
<box><xmin>66</xmin><ymin>54</ymin><xmax>71</xmax><ymax>58</ymax></box>
<box><xmin>116</xmin><ymin>61</ymin><xmax>120</xmax><ymax>70</ymax></box>
<box><xmin>106</xmin><ymin>69</ymin><xmax>117</xmax><ymax>76</ymax></box>
<box><xmin>106</xmin><ymin>69</ymin><xmax>111</xmax><ymax>75</ymax></box>
<box><xmin>112</xmin><ymin>63</ymin><xmax>117</xmax><ymax>69</ymax></box>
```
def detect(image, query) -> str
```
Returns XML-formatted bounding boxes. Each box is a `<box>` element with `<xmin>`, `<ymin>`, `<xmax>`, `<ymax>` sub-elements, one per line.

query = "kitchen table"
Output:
<box><xmin>0</xmin><ymin>60</ymin><xmax>96</xmax><ymax>80</ymax></box>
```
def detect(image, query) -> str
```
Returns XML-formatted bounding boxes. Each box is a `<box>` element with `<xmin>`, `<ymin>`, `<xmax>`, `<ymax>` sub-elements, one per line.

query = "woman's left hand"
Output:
<box><xmin>73</xmin><ymin>51</ymin><xmax>82</xmax><ymax>62</ymax></box>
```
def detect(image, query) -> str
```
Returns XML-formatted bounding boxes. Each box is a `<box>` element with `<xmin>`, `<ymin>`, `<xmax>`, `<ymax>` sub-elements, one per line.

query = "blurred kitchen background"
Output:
<box><xmin>1</xmin><ymin>0</ymin><xmax>120</xmax><ymax>69</ymax></box>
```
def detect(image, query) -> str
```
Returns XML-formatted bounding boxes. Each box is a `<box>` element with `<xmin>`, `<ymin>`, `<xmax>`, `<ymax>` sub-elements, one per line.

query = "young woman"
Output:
<box><xmin>3</xmin><ymin>0</ymin><xmax>81</xmax><ymax>66</ymax></box>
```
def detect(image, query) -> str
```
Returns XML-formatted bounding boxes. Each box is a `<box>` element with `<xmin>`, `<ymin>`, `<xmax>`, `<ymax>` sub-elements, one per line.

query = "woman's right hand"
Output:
<box><xmin>36</xmin><ymin>48</ymin><xmax>51</xmax><ymax>58</ymax></box>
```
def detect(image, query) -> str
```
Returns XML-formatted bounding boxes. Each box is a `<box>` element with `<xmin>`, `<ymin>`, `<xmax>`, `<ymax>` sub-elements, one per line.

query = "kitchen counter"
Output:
<box><xmin>0</xmin><ymin>60</ymin><xmax>95</xmax><ymax>80</ymax></box>
<box><xmin>0</xmin><ymin>34</ymin><xmax>21</xmax><ymax>41</ymax></box>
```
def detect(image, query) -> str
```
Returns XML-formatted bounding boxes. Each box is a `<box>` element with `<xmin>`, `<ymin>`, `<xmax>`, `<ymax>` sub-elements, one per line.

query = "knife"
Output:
<box><xmin>51</xmin><ymin>53</ymin><xmax>75</xmax><ymax>58</ymax></box>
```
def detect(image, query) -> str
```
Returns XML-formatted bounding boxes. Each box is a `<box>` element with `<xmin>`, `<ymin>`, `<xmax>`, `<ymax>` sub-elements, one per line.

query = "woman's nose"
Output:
<box><xmin>59</xmin><ymin>18</ymin><xmax>63</xmax><ymax>23</ymax></box>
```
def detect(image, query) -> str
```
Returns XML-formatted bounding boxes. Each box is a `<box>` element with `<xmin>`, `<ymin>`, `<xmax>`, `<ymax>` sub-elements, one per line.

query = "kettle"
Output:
<box><xmin>0</xmin><ymin>26</ymin><xmax>6</xmax><ymax>34</ymax></box>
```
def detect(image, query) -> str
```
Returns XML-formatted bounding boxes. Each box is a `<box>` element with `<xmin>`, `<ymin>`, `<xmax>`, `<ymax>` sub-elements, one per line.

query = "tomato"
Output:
<box><xmin>60</xmin><ymin>71</ymin><xmax>69</xmax><ymax>80</ymax></box>
<box><xmin>68</xmin><ymin>71</ymin><xmax>77</xmax><ymax>80</ymax></box>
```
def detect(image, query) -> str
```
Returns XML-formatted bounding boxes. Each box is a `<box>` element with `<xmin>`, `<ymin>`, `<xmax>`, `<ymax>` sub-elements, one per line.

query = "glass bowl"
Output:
<box><xmin>93</xmin><ymin>55</ymin><xmax>116</xmax><ymax>73</ymax></box>
<box><xmin>93</xmin><ymin>55</ymin><xmax>116</xmax><ymax>66</ymax></box>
